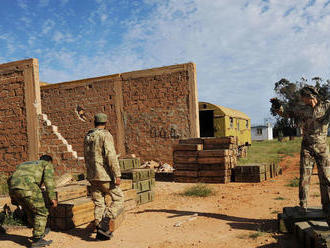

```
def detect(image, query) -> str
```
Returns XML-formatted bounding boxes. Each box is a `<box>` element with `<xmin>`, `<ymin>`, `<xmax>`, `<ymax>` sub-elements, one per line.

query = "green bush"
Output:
<box><xmin>180</xmin><ymin>184</ymin><xmax>214</xmax><ymax>197</ymax></box>
<box><xmin>287</xmin><ymin>177</ymin><xmax>299</xmax><ymax>187</ymax></box>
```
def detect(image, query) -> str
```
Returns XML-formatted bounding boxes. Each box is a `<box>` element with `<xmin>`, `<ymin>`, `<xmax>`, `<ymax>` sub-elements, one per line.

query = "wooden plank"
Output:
<box><xmin>199</xmin><ymin>170</ymin><xmax>231</xmax><ymax>177</ymax></box>
<box><xmin>173</xmin><ymin>144</ymin><xmax>203</xmax><ymax>151</ymax></box>
<box><xmin>179</xmin><ymin>138</ymin><xmax>204</xmax><ymax>144</ymax></box>
<box><xmin>174</xmin><ymin>177</ymin><xmax>199</xmax><ymax>183</ymax></box>
<box><xmin>173</xmin><ymin>151</ymin><xmax>199</xmax><ymax>157</ymax></box>
<box><xmin>199</xmin><ymin>164</ymin><xmax>231</xmax><ymax>171</ymax></box>
<box><xmin>173</xmin><ymin>163</ymin><xmax>199</xmax><ymax>170</ymax></box>
<box><xmin>124</xmin><ymin>189</ymin><xmax>137</xmax><ymax>201</ymax></box>
<box><xmin>198</xmin><ymin>176</ymin><xmax>231</xmax><ymax>184</ymax></box>
<box><xmin>204</xmin><ymin>144</ymin><xmax>237</xmax><ymax>150</ymax></box>
<box><xmin>174</xmin><ymin>156</ymin><xmax>199</xmax><ymax>164</ymax></box>
<box><xmin>55</xmin><ymin>185</ymin><xmax>88</xmax><ymax>202</ymax></box>
<box><xmin>198</xmin><ymin>149</ymin><xmax>231</xmax><ymax>157</ymax></box>
<box><xmin>203</xmin><ymin>136</ymin><xmax>236</xmax><ymax>145</ymax></box>
<box><xmin>197</xmin><ymin>157</ymin><xmax>230</xmax><ymax>164</ymax></box>
<box><xmin>174</xmin><ymin>170</ymin><xmax>198</xmax><ymax>177</ymax></box>
<box><xmin>120</xmin><ymin>179</ymin><xmax>133</xmax><ymax>191</ymax></box>
<box><xmin>109</xmin><ymin>211</ymin><xmax>125</xmax><ymax>232</ymax></box>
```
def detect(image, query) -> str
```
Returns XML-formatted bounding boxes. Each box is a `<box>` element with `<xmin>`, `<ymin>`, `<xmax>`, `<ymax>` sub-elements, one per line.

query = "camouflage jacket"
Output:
<box><xmin>9</xmin><ymin>160</ymin><xmax>56</xmax><ymax>200</ymax></box>
<box><xmin>84</xmin><ymin>128</ymin><xmax>121</xmax><ymax>181</ymax></box>
<box><xmin>283</xmin><ymin>100</ymin><xmax>330</xmax><ymax>144</ymax></box>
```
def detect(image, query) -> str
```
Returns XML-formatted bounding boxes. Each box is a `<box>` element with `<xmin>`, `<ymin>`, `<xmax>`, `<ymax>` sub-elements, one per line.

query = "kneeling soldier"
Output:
<box><xmin>8</xmin><ymin>155</ymin><xmax>57</xmax><ymax>248</ymax></box>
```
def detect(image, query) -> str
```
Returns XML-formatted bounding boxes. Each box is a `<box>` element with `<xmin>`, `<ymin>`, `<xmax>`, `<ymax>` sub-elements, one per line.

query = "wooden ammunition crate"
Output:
<box><xmin>121</xmin><ymin>168</ymin><xmax>155</xmax><ymax>182</ymax></box>
<box><xmin>132</xmin><ymin>178</ymin><xmax>155</xmax><ymax>193</ymax></box>
<box><xmin>136</xmin><ymin>190</ymin><xmax>154</xmax><ymax>205</ymax></box>
<box><xmin>119</xmin><ymin>158</ymin><xmax>141</xmax><ymax>171</ymax></box>
<box><xmin>55</xmin><ymin>184</ymin><xmax>88</xmax><ymax>202</ymax></box>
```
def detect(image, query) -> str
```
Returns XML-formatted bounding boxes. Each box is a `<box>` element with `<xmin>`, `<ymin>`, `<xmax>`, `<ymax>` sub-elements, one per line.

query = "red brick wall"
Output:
<box><xmin>41</xmin><ymin>77</ymin><xmax>124</xmax><ymax>158</ymax></box>
<box><xmin>121</xmin><ymin>65</ymin><xmax>198</xmax><ymax>163</ymax></box>
<box><xmin>38</xmin><ymin>116</ymin><xmax>85</xmax><ymax>175</ymax></box>
<box><xmin>41</xmin><ymin>63</ymin><xmax>199</xmax><ymax>164</ymax></box>
<box><xmin>0</xmin><ymin>59</ymin><xmax>41</xmax><ymax>174</ymax></box>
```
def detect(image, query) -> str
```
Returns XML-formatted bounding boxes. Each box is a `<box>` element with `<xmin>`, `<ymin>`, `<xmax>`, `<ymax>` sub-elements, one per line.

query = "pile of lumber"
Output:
<box><xmin>233</xmin><ymin>163</ymin><xmax>281</xmax><ymax>183</ymax></box>
<box><xmin>49</xmin><ymin>183</ymin><xmax>93</xmax><ymax>230</ymax></box>
<box><xmin>49</xmin><ymin>174</ymin><xmax>133</xmax><ymax>231</ymax></box>
<box><xmin>173</xmin><ymin>137</ymin><xmax>238</xmax><ymax>183</ymax></box>
<box><xmin>121</xmin><ymin>168</ymin><xmax>155</xmax><ymax>205</ymax></box>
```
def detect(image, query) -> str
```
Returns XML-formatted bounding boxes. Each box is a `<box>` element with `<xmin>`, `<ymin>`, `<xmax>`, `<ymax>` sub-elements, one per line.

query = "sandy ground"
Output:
<box><xmin>0</xmin><ymin>154</ymin><xmax>324</xmax><ymax>248</ymax></box>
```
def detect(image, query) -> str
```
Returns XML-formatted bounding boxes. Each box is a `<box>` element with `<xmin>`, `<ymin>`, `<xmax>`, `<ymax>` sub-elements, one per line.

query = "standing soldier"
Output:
<box><xmin>271</xmin><ymin>85</ymin><xmax>330</xmax><ymax>224</ymax></box>
<box><xmin>84</xmin><ymin>113</ymin><xmax>123</xmax><ymax>240</ymax></box>
<box><xmin>8</xmin><ymin>155</ymin><xmax>57</xmax><ymax>248</ymax></box>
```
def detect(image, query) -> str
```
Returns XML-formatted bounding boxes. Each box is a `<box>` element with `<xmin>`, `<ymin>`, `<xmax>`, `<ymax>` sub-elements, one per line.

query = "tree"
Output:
<box><xmin>270</xmin><ymin>77</ymin><xmax>329</xmax><ymax>136</ymax></box>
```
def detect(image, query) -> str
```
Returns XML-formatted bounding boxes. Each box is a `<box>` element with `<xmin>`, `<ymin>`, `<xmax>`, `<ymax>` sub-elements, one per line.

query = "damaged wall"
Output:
<box><xmin>0</xmin><ymin>59</ymin><xmax>41</xmax><ymax>173</ymax></box>
<box><xmin>41</xmin><ymin>63</ymin><xmax>199</xmax><ymax>164</ymax></box>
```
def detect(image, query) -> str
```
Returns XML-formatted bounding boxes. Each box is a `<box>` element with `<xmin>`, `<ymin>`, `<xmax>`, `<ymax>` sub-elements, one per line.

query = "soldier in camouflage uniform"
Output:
<box><xmin>272</xmin><ymin>86</ymin><xmax>330</xmax><ymax>222</ymax></box>
<box><xmin>84</xmin><ymin>113</ymin><xmax>123</xmax><ymax>240</ymax></box>
<box><xmin>8</xmin><ymin>155</ymin><xmax>57</xmax><ymax>248</ymax></box>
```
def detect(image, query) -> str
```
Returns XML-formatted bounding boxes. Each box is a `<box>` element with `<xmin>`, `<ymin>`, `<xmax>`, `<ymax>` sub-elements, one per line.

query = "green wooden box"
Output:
<box><xmin>132</xmin><ymin>178</ymin><xmax>155</xmax><ymax>193</ymax></box>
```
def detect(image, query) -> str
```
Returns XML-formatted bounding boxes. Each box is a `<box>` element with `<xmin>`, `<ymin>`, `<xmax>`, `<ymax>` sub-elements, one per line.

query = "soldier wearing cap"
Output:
<box><xmin>272</xmin><ymin>85</ymin><xmax>330</xmax><ymax>223</ymax></box>
<box><xmin>8</xmin><ymin>155</ymin><xmax>57</xmax><ymax>248</ymax></box>
<box><xmin>84</xmin><ymin>113</ymin><xmax>123</xmax><ymax>240</ymax></box>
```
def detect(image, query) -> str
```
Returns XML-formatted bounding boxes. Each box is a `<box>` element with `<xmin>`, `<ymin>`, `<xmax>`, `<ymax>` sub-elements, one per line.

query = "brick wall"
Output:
<box><xmin>121</xmin><ymin>63</ymin><xmax>199</xmax><ymax>163</ymax></box>
<box><xmin>40</xmin><ymin>63</ymin><xmax>199</xmax><ymax>165</ymax></box>
<box><xmin>41</xmin><ymin>77</ymin><xmax>124</xmax><ymax>158</ymax></box>
<box><xmin>0</xmin><ymin>59</ymin><xmax>41</xmax><ymax>174</ymax></box>
<box><xmin>39</xmin><ymin>114</ymin><xmax>85</xmax><ymax>175</ymax></box>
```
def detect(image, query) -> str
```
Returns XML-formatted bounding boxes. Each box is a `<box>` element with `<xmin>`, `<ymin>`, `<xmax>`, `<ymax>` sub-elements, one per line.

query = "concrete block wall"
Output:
<box><xmin>0</xmin><ymin>59</ymin><xmax>41</xmax><ymax>174</ymax></box>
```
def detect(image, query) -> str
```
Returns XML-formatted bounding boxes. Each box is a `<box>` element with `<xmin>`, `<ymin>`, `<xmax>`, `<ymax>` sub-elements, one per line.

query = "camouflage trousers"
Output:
<box><xmin>299</xmin><ymin>140</ymin><xmax>330</xmax><ymax>211</ymax></box>
<box><xmin>90</xmin><ymin>181</ymin><xmax>124</xmax><ymax>225</ymax></box>
<box><xmin>9</xmin><ymin>184</ymin><xmax>48</xmax><ymax>238</ymax></box>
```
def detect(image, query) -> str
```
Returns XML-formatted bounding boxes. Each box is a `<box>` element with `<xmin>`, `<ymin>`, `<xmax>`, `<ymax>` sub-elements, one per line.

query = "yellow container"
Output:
<box><xmin>199</xmin><ymin>102</ymin><xmax>251</xmax><ymax>146</ymax></box>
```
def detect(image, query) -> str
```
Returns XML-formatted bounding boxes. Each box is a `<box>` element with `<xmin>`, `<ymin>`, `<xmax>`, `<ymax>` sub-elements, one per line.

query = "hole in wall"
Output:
<box><xmin>75</xmin><ymin>105</ymin><xmax>87</xmax><ymax>122</ymax></box>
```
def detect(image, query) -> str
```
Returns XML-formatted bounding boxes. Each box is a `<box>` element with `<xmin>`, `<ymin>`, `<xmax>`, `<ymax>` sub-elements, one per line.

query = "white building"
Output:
<box><xmin>251</xmin><ymin>123</ymin><xmax>273</xmax><ymax>141</ymax></box>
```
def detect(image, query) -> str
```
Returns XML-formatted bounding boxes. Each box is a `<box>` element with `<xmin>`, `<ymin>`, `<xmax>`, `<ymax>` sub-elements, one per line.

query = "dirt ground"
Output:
<box><xmin>0</xmin><ymin>154</ymin><xmax>324</xmax><ymax>248</ymax></box>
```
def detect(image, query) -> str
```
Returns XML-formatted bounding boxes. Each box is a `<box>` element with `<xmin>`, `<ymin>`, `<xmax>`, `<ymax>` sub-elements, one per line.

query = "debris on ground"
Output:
<box><xmin>174</xmin><ymin>213</ymin><xmax>198</xmax><ymax>227</ymax></box>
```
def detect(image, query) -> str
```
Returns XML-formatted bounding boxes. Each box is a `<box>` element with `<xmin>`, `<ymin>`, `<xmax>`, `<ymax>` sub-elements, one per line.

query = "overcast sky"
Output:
<box><xmin>1</xmin><ymin>0</ymin><xmax>330</xmax><ymax>124</ymax></box>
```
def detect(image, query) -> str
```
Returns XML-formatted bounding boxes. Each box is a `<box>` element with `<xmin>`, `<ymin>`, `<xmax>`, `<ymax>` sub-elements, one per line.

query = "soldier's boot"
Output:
<box><xmin>30</xmin><ymin>237</ymin><xmax>52</xmax><ymax>248</ymax></box>
<box><xmin>298</xmin><ymin>201</ymin><xmax>307</xmax><ymax>214</ymax></box>
<box><xmin>96</xmin><ymin>216</ymin><xmax>113</xmax><ymax>240</ymax></box>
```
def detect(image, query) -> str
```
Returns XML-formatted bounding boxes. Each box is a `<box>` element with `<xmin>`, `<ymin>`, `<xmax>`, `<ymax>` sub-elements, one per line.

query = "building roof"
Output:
<box><xmin>199</xmin><ymin>102</ymin><xmax>250</xmax><ymax>120</ymax></box>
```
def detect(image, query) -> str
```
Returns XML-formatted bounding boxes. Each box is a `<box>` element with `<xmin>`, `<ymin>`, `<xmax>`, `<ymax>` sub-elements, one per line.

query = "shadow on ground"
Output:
<box><xmin>0</xmin><ymin>226</ymin><xmax>31</xmax><ymax>247</ymax></box>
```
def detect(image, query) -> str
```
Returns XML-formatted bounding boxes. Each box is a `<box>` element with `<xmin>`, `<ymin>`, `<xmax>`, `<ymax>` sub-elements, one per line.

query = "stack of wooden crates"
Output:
<box><xmin>49</xmin><ymin>157</ymin><xmax>150</xmax><ymax>231</ymax></box>
<box><xmin>120</xmin><ymin>158</ymin><xmax>155</xmax><ymax>205</ymax></box>
<box><xmin>173</xmin><ymin>137</ymin><xmax>238</xmax><ymax>183</ymax></box>
<box><xmin>233</xmin><ymin>163</ymin><xmax>282</xmax><ymax>183</ymax></box>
